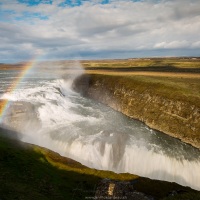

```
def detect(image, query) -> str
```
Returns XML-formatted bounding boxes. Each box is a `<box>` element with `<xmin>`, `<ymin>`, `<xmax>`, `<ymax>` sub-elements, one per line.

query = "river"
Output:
<box><xmin>0</xmin><ymin>64</ymin><xmax>200</xmax><ymax>190</ymax></box>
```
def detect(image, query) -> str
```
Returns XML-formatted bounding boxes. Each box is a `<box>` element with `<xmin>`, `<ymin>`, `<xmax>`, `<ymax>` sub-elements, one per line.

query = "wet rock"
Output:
<box><xmin>95</xmin><ymin>179</ymin><xmax>154</xmax><ymax>200</ymax></box>
<box><xmin>2</xmin><ymin>101</ymin><xmax>41</xmax><ymax>133</ymax></box>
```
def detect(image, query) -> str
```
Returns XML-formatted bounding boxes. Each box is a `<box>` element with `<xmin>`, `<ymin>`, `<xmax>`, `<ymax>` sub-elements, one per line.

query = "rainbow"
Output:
<box><xmin>0</xmin><ymin>60</ymin><xmax>36</xmax><ymax>123</ymax></box>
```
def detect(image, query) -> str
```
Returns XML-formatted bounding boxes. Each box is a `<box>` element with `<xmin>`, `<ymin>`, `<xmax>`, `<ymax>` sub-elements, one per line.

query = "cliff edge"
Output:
<box><xmin>73</xmin><ymin>74</ymin><xmax>200</xmax><ymax>149</ymax></box>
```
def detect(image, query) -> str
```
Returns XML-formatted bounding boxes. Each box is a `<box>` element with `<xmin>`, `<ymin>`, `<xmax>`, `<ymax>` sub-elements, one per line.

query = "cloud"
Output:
<box><xmin>0</xmin><ymin>0</ymin><xmax>200</xmax><ymax>62</ymax></box>
<box><xmin>154</xmin><ymin>41</ymin><xmax>190</xmax><ymax>49</ymax></box>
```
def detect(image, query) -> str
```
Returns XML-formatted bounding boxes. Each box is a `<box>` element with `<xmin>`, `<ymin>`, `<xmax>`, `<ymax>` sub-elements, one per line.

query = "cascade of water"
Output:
<box><xmin>0</xmin><ymin>67</ymin><xmax>200</xmax><ymax>190</ymax></box>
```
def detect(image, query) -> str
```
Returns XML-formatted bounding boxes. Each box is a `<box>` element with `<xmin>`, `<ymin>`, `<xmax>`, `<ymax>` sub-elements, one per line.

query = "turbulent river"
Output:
<box><xmin>0</xmin><ymin>65</ymin><xmax>200</xmax><ymax>190</ymax></box>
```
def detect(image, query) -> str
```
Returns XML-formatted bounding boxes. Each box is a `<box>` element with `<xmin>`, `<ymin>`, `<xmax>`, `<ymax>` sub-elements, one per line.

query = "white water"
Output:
<box><xmin>0</xmin><ymin>66</ymin><xmax>200</xmax><ymax>190</ymax></box>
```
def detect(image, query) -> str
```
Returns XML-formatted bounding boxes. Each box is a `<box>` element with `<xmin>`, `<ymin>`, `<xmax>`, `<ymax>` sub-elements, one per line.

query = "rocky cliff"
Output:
<box><xmin>73</xmin><ymin>74</ymin><xmax>200</xmax><ymax>149</ymax></box>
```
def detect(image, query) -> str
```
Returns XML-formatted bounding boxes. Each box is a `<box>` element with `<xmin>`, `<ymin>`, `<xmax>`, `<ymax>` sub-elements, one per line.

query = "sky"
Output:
<box><xmin>0</xmin><ymin>0</ymin><xmax>200</xmax><ymax>63</ymax></box>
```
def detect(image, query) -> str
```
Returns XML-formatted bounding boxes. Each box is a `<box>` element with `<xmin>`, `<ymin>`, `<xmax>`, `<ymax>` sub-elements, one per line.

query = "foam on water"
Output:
<box><xmin>1</xmin><ymin>70</ymin><xmax>200</xmax><ymax>190</ymax></box>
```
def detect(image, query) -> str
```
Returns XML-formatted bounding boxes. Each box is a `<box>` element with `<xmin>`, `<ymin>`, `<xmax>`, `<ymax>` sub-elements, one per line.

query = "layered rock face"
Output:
<box><xmin>73</xmin><ymin>74</ymin><xmax>200</xmax><ymax>149</ymax></box>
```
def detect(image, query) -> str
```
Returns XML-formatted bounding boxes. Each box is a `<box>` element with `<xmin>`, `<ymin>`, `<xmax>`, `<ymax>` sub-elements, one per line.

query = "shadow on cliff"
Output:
<box><xmin>0</xmin><ymin>125</ymin><xmax>22</xmax><ymax>140</ymax></box>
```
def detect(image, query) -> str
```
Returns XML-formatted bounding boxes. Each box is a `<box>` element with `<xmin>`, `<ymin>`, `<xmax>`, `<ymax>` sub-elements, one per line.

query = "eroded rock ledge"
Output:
<box><xmin>73</xmin><ymin>74</ymin><xmax>200</xmax><ymax>149</ymax></box>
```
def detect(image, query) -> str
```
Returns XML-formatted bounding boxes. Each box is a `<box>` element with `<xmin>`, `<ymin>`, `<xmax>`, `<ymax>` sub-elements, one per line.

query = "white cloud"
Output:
<box><xmin>154</xmin><ymin>41</ymin><xmax>190</xmax><ymax>49</ymax></box>
<box><xmin>0</xmin><ymin>0</ymin><xmax>200</xmax><ymax>62</ymax></box>
<box><xmin>192</xmin><ymin>41</ymin><xmax>200</xmax><ymax>48</ymax></box>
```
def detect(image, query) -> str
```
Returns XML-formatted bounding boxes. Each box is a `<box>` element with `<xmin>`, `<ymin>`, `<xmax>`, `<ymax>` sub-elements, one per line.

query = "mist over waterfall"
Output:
<box><xmin>0</xmin><ymin>63</ymin><xmax>200</xmax><ymax>191</ymax></box>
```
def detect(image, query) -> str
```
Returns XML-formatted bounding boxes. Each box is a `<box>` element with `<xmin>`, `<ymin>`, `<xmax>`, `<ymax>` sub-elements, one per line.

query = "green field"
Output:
<box><xmin>82</xmin><ymin>57</ymin><xmax>200</xmax><ymax>69</ymax></box>
<box><xmin>82</xmin><ymin>58</ymin><xmax>200</xmax><ymax>107</ymax></box>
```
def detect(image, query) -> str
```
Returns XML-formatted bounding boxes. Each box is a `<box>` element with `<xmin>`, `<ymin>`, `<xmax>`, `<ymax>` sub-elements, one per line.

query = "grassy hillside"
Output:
<box><xmin>1</xmin><ymin>128</ymin><xmax>200</xmax><ymax>200</ymax></box>
<box><xmin>0</xmin><ymin>128</ymin><xmax>137</xmax><ymax>200</ymax></box>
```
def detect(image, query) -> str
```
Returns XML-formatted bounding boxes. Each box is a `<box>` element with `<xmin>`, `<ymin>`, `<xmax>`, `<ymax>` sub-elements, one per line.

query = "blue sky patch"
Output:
<box><xmin>101</xmin><ymin>0</ymin><xmax>110</xmax><ymax>5</ymax></box>
<box><xmin>0</xmin><ymin>10</ymin><xmax>16</xmax><ymax>22</ymax></box>
<box><xmin>58</xmin><ymin>0</ymin><xmax>86</xmax><ymax>7</ymax></box>
<box><xmin>15</xmin><ymin>0</ymin><xmax>144</xmax><ymax>7</ymax></box>
<box><xmin>15</xmin><ymin>11</ymin><xmax>49</xmax><ymax>21</ymax></box>
<box><xmin>58</xmin><ymin>0</ymin><xmax>113</xmax><ymax>7</ymax></box>
<box><xmin>17</xmin><ymin>0</ymin><xmax>53</xmax><ymax>6</ymax></box>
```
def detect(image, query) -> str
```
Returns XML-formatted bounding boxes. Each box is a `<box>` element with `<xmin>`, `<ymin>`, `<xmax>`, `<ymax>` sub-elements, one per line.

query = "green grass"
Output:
<box><xmin>126</xmin><ymin>75</ymin><xmax>200</xmax><ymax>103</ymax></box>
<box><xmin>82</xmin><ymin>58</ymin><xmax>200</xmax><ymax>69</ymax></box>
<box><xmin>0</xmin><ymin>135</ymin><xmax>89</xmax><ymax>200</ymax></box>
<box><xmin>88</xmin><ymin>74</ymin><xmax>200</xmax><ymax>107</ymax></box>
<box><xmin>0</xmin><ymin>128</ymin><xmax>137</xmax><ymax>200</ymax></box>
<box><xmin>82</xmin><ymin>58</ymin><xmax>200</xmax><ymax>107</ymax></box>
<box><xmin>1</xmin><ymin>128</ymin><xmax>200</xmax><ymax>199</ymax></box>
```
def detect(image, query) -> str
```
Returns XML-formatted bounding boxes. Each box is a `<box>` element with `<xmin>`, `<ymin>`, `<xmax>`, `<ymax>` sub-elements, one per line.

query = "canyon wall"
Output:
<box><xmin>73</xmin><ymin>74</ymin><xmax>200</xmax><ymax>149</ymax></box>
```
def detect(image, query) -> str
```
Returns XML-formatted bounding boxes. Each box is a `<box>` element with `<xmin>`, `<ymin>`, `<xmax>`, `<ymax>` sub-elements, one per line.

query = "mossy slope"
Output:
<box><xmin>1</xmin><ymin>128</ymin><xmax>200</xmax><ymax>199</ymax></box>
<box><xmin>0</xmin><ymin>128</ymin><xmax>136</xmax><ymax>200</ymax></box>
